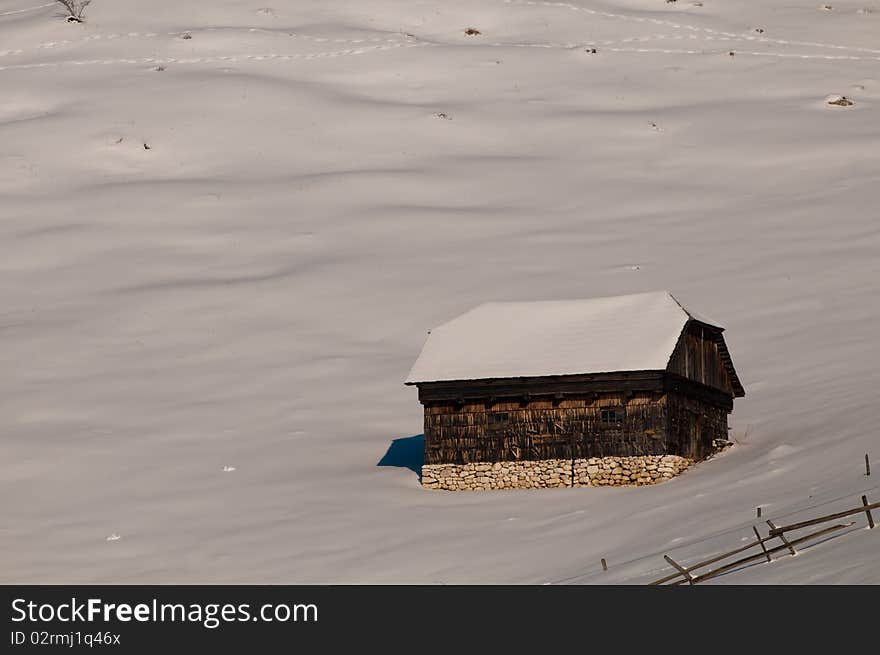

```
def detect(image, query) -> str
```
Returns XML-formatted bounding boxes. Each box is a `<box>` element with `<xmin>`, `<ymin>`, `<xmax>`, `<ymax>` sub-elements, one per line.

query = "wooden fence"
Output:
<box><xmin>649</xmin><ymin>494</ymin><xmax>878</xmax><ymax>585</ymax></box>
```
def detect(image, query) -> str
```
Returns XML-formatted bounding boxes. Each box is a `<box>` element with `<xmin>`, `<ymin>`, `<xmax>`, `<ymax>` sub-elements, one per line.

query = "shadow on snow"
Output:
<box><xmin>377</xmin><ymin>434</ymin><xmax>424</xmax><ymax>479</ymax></box>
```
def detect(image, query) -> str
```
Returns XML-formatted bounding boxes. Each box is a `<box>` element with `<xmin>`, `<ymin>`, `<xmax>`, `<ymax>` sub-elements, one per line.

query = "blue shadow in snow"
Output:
<box><xmin>377</xmin><ymin>434</ymin><xmax>424</xmax><ymax>478</ymax></box>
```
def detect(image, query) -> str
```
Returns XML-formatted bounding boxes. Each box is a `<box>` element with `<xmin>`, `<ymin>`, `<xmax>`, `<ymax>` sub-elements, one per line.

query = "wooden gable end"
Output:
<box><xmin>666</xmin><ymin>321</ymin><xmax>745</xmax><ymax>397</ymax></box>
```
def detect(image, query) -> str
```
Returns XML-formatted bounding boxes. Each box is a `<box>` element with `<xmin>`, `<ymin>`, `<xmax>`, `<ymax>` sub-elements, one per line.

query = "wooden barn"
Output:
<box><xmin>406</xmin><ymin>291</ymin><xmax>745</xmax><ymax>490</ymax></box>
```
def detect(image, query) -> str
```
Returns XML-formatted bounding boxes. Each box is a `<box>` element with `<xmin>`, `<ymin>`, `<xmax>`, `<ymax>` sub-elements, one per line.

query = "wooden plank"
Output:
<box><xmin>662</xmin><ymin>374</ymin><xmax>734</xmax><ymax>410</ymax></box>
<box><xmin>417</xmin><ymin>370</ymin><xmax>664</xmax><ymax>388</ymax></box>
<box><xmin>419</xmin><ymin>377</ymin><xmax>666</xmax><ymax>403</ymax></box>
<box><xmin>649</xmin><ymin>535</ymin><xmax>768</xmax><ymax>585</ymax></box>
<box><xmin>753</xmin><ymin>526</ymin><xmax>771</xmax><ymax>562</ymax></box>
<box><xmin>863</xmin><ymin>495</ymin><xmax>875</xmax><ymax>529</ymax></box>
<box><xmin>429</xmin><ymin>395</ymin><xmax>671</xmax><ymax>464</ymax></box>
<box><xmin>766</xmin><ymin>520</ymin><xmax>796</xmax><ymax>556</ymax></box>
<box><xmin>767</xmin><ymin>501</ymin><xmax>880</xmax><ymax>536</ymax></box>
<box><xmin>693</xmin><ymin>522</ymin><xmax>853</xmax><ymax>584</ymax></box>
<box><xmin>666</xmin><ymin>322</ymin><xmax>736</xmax><ymax>396</ymax></box>
<box><xmin>703</xmin><ymin>327</ymin><xmax>746</xmax><ymax>398</ymax></box>
<box><xmin>663</xmin><ymin>555</ymin><xmax>694</xmax><ymax>585</ymax></box>
<box><xmin>416</xmin><ymin>371</ymin><xmax>665</xmax><ymax>395</ymax></box>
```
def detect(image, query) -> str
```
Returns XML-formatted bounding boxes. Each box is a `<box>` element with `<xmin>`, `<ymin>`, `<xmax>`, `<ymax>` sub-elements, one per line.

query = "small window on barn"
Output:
<box><xmin>487</xmin><ymin>412</ymin><xmax>509</xmax><ymax>435</ymax></box>
<box><xmin>600</xmin><ymin>408</ymin><xmax>624</xmax><ymax>425</ymax></box>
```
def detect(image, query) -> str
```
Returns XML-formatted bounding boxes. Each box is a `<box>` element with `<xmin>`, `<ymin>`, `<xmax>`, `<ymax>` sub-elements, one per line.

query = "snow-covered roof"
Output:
<box><xmin>406</xmin><ymin>291</ymin><xmax>722</xmax><ymax>384</ymax></box>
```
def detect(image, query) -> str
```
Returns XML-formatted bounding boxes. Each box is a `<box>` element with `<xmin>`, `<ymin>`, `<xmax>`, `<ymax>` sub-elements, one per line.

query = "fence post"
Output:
<box><xmin>664</xmin><ymin>555</ymin><xmax>694</xmax><ymax>585</ymax></box>
<box><xmin>862</xmin><ymin>495</ymin><xmax>875</xmax><ymax>529</ymax></box>
<box><xmin>753</xmin><ymin>526</ymin><xmax>771</xmax><ymax>562</ymax></box>
<box><xmin>601</xmin><ymin>558</ymin><xmax>608</xmax><ymax>571</ymax></box>
<box><xmin>756</xmin><ymin>506</ymin><xmax>762</xmax><ymax>518</ymax></box>
<box><xmin>866</xmin><ymin>454</ymin><xmax>871</xmax><ymax>477</ymax></box>
<box><xmin>766</xmin><ymin>520</ymin><xmax>797</xmax><ymax>555</ymax></box>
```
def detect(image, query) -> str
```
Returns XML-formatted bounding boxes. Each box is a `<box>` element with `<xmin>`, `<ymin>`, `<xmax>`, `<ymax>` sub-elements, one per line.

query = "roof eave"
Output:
<box><xmin>405</xmin><ymin>369</ymin><xmax>669</xmax><ymax>387</ymax></box>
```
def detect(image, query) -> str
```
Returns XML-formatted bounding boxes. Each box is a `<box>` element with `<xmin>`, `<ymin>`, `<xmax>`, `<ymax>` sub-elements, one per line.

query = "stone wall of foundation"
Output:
<box><xmin>421</xmin><ymin>455</ymin><xmax>691</xmax><ymax>490</ymax></box>
<box><xmin>421</xmin><ymin>459</ymin><xmax>572</xmax><ymax>491</ymax></box>
<box><xmin>573</xmin><ymin>455</ymin><xmax>690</xmax><ymax>486</ymax></box>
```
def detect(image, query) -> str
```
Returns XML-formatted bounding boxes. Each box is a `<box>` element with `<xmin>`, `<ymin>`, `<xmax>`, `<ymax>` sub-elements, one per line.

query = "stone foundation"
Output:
<box><xmin>421</xmin><ymin>455</ymin><xmax>691</xmax><ymax>491</ymax></box>
<box><xmin>573</xmin><ymin>455</ymin><xmax>691</xmax><ymax>486</ymax></box>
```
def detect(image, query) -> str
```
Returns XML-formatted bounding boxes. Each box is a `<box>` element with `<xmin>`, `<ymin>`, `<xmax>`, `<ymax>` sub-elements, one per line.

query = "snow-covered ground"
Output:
<box><xmin>2</xmin><ymin>0</ymin><xmax>879</xmax><ymax>584</ymax></box>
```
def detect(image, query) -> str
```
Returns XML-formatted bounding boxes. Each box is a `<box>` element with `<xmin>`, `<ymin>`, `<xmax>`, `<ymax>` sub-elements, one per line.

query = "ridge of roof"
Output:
<box><xmin>669</xmin><ymin>292</ymin><xmax>725</xmax><ymax>331</ymax></box>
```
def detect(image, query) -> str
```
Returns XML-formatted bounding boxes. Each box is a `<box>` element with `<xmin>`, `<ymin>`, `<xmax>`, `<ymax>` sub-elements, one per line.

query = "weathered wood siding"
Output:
<box><xmin>667</xmin><ymin>322</ymin><xmax>734</xmax><ymax>394</ymax></box>
<box><xmin>666</xmin><ymin>391</ymin><xmax>729</xmax><ymax>460</ymax></box>
<box><xmin>423</xmin><ymin>392</ymin><xmax>670</xmax><ymax>465</ymax></box>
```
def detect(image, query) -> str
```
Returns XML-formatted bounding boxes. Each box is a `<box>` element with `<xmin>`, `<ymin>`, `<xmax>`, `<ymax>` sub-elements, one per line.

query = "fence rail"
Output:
<box><xmin>766</xmin><ymin>498</ymin><xmax>878</xmax><ymax>536</ymax></box>
<box><xmin>649</xmin><ymin>493</ymin><xmax>876</xmax><ymax>585</ymax></box>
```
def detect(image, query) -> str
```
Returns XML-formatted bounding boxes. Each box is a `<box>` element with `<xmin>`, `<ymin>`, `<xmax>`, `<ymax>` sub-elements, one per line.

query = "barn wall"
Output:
<box><xmin>667</xmin><ymin>322</ymin><xmax>734</xmax><ymax>394</ymax></box>
<box><xmin>423</xmin><ymin>392</ymin><xmax>669</xmax><ymax>466</ymax></box>
<box><xmin>666</xmin><ymin>391</ymin><xmax>729</xmax><ymax>460</ymax></box>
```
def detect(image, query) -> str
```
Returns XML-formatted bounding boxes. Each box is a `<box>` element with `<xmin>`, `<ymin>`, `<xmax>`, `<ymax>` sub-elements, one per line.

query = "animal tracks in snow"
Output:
<box><xmin>599</xmin><ymin>46</ymin><xmax>880</xmax><ymax>62</ymax></box>
<box><xmin>477</xmin><ymin>32</ymin><xmax>880</xmax><ymax>62</ymax></box>
<box><xmin>0</xmin><ymin>41</ymin><xmax>433</xmax><ymax>73</ymax></box>
<box><xmin>3</xmin><ymin>0</ymin><xmax>880</xmax><ymax>73</ymax></box>
<box><xmin>0</xmin><ymin>3</ymin><xmax>54</xmax><ymax>18</ymax></box>
<box><xmin>0</xmin><ymin>26</ymin><xmax>407</xmax><ymax>61</ymax></box>
<box><xmin>502</xmin><ymin>0</ymin><xmax>880</xmax><ymax>56</ymax></box>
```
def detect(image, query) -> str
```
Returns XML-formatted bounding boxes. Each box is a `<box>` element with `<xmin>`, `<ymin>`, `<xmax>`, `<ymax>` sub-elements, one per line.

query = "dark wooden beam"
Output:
<box><xmin>416</xmin><ymin>371</ymin><xmax>666</xmax><ymax>403</ymax></box>
<box><xmin>411</xmin><ymin>370</ymin><xmax>663</xmax><ymax>388</ymax></box>
<box><xmin>663</xmin><ymin>374</ymin><xmax>734</xmax><ymax>411</ymax></box>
